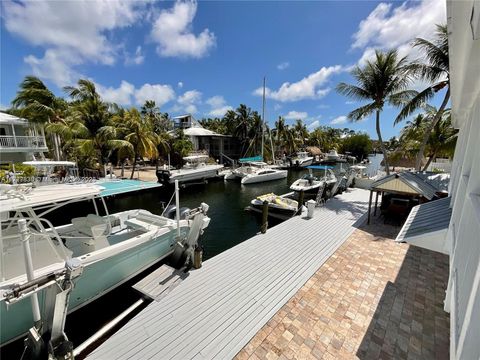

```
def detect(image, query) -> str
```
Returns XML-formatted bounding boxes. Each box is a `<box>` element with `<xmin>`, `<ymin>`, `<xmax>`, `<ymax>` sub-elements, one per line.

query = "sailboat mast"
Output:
<box><xmin>261</xmin><ymin>77</ymin><xmax>266</xmax><ymax>161</ymax></box>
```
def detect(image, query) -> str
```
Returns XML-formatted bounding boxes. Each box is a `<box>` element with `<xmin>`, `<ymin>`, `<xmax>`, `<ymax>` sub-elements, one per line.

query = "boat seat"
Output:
<box><xmin>71</xmin><ymin>214</ymin><xmax>109</xmax><ymax>237</ymax></box>
<box><xmin>124</xmin><ymin>218</ymin><xmax>154</xmax><ymax>232</ymax></box>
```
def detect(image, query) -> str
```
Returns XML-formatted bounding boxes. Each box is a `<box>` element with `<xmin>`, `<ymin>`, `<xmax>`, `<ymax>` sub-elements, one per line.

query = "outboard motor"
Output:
<box><xmin>163</xmin><ymin>205</ymin><xmax>191</xmax><ymax>220</ymax></box>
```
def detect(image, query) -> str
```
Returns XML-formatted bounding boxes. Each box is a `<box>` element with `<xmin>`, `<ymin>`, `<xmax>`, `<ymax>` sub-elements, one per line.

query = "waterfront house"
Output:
<box><xmin>0</xmin><ymin>112</ymin><xmax>48</xmax><ymax>164</ymax></box>
<box><xmin>398</xmin><ymin>1</ymin><xmax>480</xmax><ymax>358</ymax></box>
<box><xmin>172</xmin><ymin>114</ymin><xmax>240</xmax><ymax>161</ymax></box>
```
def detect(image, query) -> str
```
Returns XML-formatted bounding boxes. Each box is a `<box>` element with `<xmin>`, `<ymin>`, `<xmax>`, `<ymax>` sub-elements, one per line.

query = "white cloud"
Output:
<box><xmin>277</xmin><ymin>62</ymin><xmax>290</xmax><ymax>70</ymax></box>
<box><xmin>253</xmin><ymin>65</ymin><xmax>342</xmax><ymax>102</ymax></box>
<box><xmin>273</xmin><ymin>104</ymin><xmax>282</xmax><ymax>111</ymax></box>
<box><xmin>175</xmin><ymin>90</ymin><xmax>202</xmax><ymax>113</ymax></box>
<box><xmin>96</xmin><ymin>81</ymin><xmax>176</xmax><ymax>107</ymax></box>
<box><xmin>206</xmin><ymin>96</ymin><xmax>232</xmax><ymax>117</ymax></box>
<box><xmin>125</xmin><ymin>46</ymin><xmax>145</xmax><ymax>66</ymax></box>
<box><xmin>3</xmin><ymin>0</ymin><xmax>145</xmax><ymax>87</ymax></box>
<box><xmin>177</xmin><ymin>82</ymin><xmax>184</xmax><ymax>88</ymax></box>
<box><xmin>331</xmin><ymin>115</ymin><xmax>348</xmax><ymax>125</ymax></box>
<box><xmin>307</xmin><ymin>120</ymin><xmax>320</xmax><ymax>131</ymax></box>
<box><xmin>151</xmin><ymin>1</ymin><xmax>216</xmax><ymax>58</ymax></box>
<box><xmin>97</xmin><ymin>80</ymin><xmax>135</xmax><ymax>105</ymax></box>
<box><xmin>283</xmin><ymin>111</ymin><xmax>308</xmax><ymax>120</ymax></box>
<box><xmin>352</xmin><ymin>0</ymin><xmax>446</xmax><ymax>63</ymax></box>
<box><xmin>134</xmin><ymin>83</ymin><xmax>176</xmax><ymax>107</ymax></box>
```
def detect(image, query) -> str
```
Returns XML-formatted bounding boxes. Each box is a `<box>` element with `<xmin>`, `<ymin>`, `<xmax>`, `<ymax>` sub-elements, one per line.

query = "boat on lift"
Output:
<box><xmin>156</xmin><ymin>154</ymin><xmax>224</xmax><ymax>186</ymax></box>
<box><xmin>0</xmin><ymin>181</ymin><xmax>210</xmax><ymax>346</ymax></box>
<box><xmin>225</xmin><ymin>155</ymin><xmax>287</xmax><ymax>184</ymax></box>
<box><xmin>290</xmin><ymin>166</ymin><xmax>337</xmax><ymax>195</ymax></box>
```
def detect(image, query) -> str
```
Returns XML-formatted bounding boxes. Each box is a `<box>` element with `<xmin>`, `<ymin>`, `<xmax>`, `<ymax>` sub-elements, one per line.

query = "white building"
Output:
<box><xmin>0</xmin><ymin>113</ymin><xmax>48</xmax><ymax>164</ymax></box>
<box><xmin>398</xmin><ymin>2</ymin><xmax>480</xmax><ymax>358</ymax></box>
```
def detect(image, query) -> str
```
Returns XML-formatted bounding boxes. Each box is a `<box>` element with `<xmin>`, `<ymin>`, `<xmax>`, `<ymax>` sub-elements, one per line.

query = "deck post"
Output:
<box><xmin>261</xmin><ymin>200</ymin><xmax>268</xmax><ymax>233</ymax></box>
<box><xmin>367</xmin><ymin>190</ymin><xmax>373</xmax><ymax>224</ymax></box>
<box><xmin>298</xmin><ymin>190</ymin><xmax>305</xmax><ymax>213</ymax></box>
<box><xmin>374</xmin><ymin>191</ymin><xmax>380</xmax><ymax>216</ymax></box>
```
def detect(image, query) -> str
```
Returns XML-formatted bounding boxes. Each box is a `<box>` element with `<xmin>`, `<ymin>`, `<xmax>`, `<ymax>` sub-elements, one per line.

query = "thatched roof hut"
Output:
<box><xmin>306</xmin><ymin>146</ymin><xmax>322</xmax><ymax>156</ymax></box>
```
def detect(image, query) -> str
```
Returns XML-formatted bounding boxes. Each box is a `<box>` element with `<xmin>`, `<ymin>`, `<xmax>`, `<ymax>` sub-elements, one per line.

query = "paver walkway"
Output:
<box><xmin>235</xmin><ymin>219</ymin><xmax>450</xmax><ymax>360</ymax></box>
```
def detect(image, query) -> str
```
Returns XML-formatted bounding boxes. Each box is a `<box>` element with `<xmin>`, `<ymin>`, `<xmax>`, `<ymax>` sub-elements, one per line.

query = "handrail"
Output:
<box><xmin>0</xmin><ymin>135</ymin><xmax>47</xmax><ymax>148</ymax></box>
<box><xmin>220</xmin><ymin>153</ymin><xmax>236</xmax><ymax>167</ymax></box>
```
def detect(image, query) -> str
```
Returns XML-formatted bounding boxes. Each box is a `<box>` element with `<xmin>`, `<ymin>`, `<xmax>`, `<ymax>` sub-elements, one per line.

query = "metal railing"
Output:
<box><xmin>0</xmin><ymin>135</ymin><xmax>47</xmax><ymax>149</ymax></box>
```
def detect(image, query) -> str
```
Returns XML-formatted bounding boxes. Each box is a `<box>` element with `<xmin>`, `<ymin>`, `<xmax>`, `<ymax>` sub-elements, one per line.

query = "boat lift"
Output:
<box><xmin>4</xmin><ymin>220</ymin><xmax>83</xmax><ymax>359</ymax></box>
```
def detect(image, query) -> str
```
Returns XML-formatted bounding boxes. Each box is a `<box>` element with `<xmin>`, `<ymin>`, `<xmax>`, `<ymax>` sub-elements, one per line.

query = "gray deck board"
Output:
<box><xmin>87</xmin><ymin>188</ymin><xmax>370</xmax><ymax>360</ymax></box>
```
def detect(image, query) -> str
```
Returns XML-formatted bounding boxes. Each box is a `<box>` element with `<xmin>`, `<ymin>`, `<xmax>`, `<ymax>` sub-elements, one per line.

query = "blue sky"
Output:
<box><xmin>1</xmin><ymin>0</ymin><xmax>446</xmax><ymax>140</ymax></box>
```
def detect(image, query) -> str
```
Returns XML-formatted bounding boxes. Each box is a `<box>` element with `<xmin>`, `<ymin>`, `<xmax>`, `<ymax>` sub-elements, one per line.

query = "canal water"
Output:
<box><xmin>2</xmin><ymin>157</ymin><xmax>382</xmax><ymax>358</ymax></box>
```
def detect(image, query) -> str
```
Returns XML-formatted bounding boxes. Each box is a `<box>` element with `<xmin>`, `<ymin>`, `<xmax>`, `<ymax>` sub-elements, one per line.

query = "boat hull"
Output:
<box><xmin>0</xmin><ymin>228</ymin><xmax>184</xmax><ymax>346</ymax></box>
<box><xmin>241</xmin><ymin>170</ymin><xmax>287</xmax><ymax>184</ymax></box>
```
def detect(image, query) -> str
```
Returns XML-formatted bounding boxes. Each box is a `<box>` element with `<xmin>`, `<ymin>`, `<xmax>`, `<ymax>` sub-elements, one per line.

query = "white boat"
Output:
<box><xmin>227</xmin><ymin>161</ymin><xmax>288</xmax><ymax>184</ymax></box>
<box><xmin>290</xmin><ymin>168</ymin><xmax>337</xmax><ymax>195</ymax></box>
<box><xmin>0</xmin><ymin>182</ymin><xmax>210</xmax><ymax>346</ymax></box>
<box><xmin>290</xmin><ymin>152</ymin><xmax>314</xmax><ymax>168</ymax></box>
<box><xmin>326</xmin><ymin>150</ymin><xmax>339</xmax><ymax>161</ymax></box>
<box><xmin>156</xmin><ymin>154</ymin><xmax>223</xmax><ymax>185</ymax></box>
<box><xmin>250</xmin><ymin>193</ymin><xmax>298</xmax><ymax>220</ymax></box>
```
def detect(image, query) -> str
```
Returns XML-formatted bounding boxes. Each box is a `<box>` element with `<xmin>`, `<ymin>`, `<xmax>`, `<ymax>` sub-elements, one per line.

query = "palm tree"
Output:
<box><xmin>336</xmin><ymin>49</ymin><xmax>415</xmax><ymax>175</ymax></box>
<box><xmin>293</xmin><ymin>119</ymin><xmax>308</xmax><ymax>147</ymax></box>
<box><xmin>273</xmin><ymin>117</ymin><xmax>297</xmax><ymax>155</ymax></box>
<box><xmin>56</xmin><ymin>79</ymin><xmax>132</xmax><ymax>174</ymax></box>
<box><xmin>141</xmin><ymin>100</ymin><xmax>172</xmax><ymax>132</ymax></box>
<box><xmin>120</xmin><ymin>108</ymin><xmax>159</xmax><ymax>179</ymax></box>
<box><xmin>11</xmin><ymin>76</ymin><xmax>66</xmax><ymax>160</ymax></box>
<box><xmin>395</xmin><ymin>24</ymin><xmax>450</xmax><ymax>170</ymax></box>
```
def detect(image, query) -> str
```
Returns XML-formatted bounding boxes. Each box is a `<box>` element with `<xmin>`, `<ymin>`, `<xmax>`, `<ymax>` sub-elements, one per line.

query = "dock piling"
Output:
<box><xmin>298</xmin><ymin>190</ymin><xmax>305</xmax><ymax>214</ymax></box>
<box><xmin>261</xmin><ymin>200</ymin><xmax>268</xmax><ymax>233</ymax></box>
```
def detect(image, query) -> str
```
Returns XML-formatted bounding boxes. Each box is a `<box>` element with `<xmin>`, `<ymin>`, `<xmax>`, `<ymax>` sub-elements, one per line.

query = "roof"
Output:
<box><xmin>395</xmin><ymin>197</ymin><xmax>451</xmax><ymax>254</ymax></box>
<box><xmin>183</xmin><ymin>126</ymin><xmax>227</xmax><ymax>137</ymax></box>
<box><xmin>97</xmin><ymin>179</ymin><xmax>162</xmax><ymax>197</ymax></box>
<box><xmin>0</xmin><ymin>112</ymin><xmax>29</xmax><ymax>126</ymax></box>
<box><xmin>0</xmin><ymin>184</ymin><xmax>102</xmax><ymax>212</ymax></box>
<box><xmin>414</xmin><ymin>172</ymin><xmax>450</xmax><ymax>193</ymax></box>
<box><xmin>370</xmin><ymin>172</ymin><xmax>439</xmax><ymax>200</ymax></box>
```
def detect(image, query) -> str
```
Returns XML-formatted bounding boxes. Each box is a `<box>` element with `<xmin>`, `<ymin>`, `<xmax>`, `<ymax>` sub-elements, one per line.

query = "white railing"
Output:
<box><xmin>0</xmin><ymin>135</ymin><xmax>47</xmax><ymax>149</ymax></box>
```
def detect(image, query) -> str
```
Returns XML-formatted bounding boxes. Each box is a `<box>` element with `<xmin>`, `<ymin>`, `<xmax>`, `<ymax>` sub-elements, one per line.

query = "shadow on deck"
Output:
<box><xmin>356</xmin><ymin>245</ymin><xmax>450</xmax><ymax>359</ymax></box>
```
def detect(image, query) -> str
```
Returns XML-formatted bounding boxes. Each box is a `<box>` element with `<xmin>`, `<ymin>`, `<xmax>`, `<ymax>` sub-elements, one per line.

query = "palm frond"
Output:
<box><xmin>394</xmin><ymin>87</ymin><xmax>435</xmax><ymax>124</ymax></box>
<box><xmin>347</xmin><ymin>102</ymin><xmax>377</xmax><ymax>122</ymax></box>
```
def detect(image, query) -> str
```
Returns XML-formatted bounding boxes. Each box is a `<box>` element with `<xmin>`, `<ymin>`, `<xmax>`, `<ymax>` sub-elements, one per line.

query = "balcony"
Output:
<box><xmin>0</xmin><ymin>135</ymin><xmax>48</xmax><ymax>152</ymax></box>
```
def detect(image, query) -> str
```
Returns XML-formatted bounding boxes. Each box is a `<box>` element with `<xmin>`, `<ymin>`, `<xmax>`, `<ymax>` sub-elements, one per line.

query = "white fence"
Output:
<box><xmin>0</xmin><ymin>135</ymin><xmax>47</xmax><ymax>149</ymax></box>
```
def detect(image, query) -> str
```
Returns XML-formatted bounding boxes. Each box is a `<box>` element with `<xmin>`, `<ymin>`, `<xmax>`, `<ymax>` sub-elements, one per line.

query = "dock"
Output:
<box><xmin>87</xmin><ymin>188</ymin><xmax>371</xmax><ymax>360</ymax></box>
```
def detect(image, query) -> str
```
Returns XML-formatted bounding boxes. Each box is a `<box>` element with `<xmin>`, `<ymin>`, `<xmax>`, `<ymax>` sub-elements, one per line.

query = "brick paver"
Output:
<box><xmin>235</xmin><ymin>218</ymin><xmax>450</xmax><ymax>359</ymax></box>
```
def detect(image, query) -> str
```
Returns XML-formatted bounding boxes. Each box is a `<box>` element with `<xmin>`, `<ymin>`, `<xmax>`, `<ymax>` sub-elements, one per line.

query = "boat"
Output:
<box><xmin>326</xmin><ymin>150</ymin><xmax>339</xmax><ymax>161</ymax></box>
<box><xmin>0</xmin><ymin>182</ymin><xmax>210</xmax><ymax>346</ymax></box>
<box><xmin>156</xmin><ymin>154</ymin><xmax>224</xmax><ymax>186</ymax></box>
<box><xmin>290</xmin><ymin>166</ymin><xmax>337</xmax><ymax>195</ymax></box>
<box><xmin>290</xmin><ymin>151</ymin><xmax>314</xmax><ymax>168</ymax></box>
<box><xmin>249</xmin><ymin>193</ymin><xmax>299</xmax><ymax>220</ymax></box>
<box><xmin>227</xmin><ymin>159</ymin><xmax>287</xmax><ymax>184</ymax></box>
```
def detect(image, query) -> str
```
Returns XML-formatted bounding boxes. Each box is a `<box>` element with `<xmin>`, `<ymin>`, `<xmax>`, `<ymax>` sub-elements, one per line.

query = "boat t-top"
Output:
<box><xmin>0</xmin><ymin>181</ymin><xmax>210</xmax><ymax>346</ymax></box>
<box><xmin>156</xmin><ymin>154</ymin><xmax>223</xmax><ymax>186</ymax></box>
<box><xmin>290</xmin><ymin>166</ymin><xmax>337</xmax><ymax>195</ymax></box>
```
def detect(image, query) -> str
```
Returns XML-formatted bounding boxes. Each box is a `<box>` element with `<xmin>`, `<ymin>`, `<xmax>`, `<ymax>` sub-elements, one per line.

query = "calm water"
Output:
<box><xmin>1</xmin><ymin>161</ymin><xmax>369</xmax><ymax>357</ymax></box>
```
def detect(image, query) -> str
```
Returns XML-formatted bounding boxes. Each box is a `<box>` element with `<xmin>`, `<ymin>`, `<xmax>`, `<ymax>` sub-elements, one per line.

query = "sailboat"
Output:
<box><xmin>226</xmin><ymin>78</ymin><xmax>287</xmax><ymax>184</ymax></box>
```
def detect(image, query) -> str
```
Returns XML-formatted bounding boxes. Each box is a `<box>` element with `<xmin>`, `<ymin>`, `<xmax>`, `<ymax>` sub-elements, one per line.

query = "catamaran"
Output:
<box><xmin>0</xmin><ymin>181</ymin><xmax>210</xmax><ymax>346</ymax></box>
<box><xmin>225</xmin><ymin>157</ymin><xmax>287</xmax><ymax>184</ymax></box>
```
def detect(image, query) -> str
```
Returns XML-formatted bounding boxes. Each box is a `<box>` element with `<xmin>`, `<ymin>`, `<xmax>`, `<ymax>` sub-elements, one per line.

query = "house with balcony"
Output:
<box><xmin>0</xmin><ymin>112</ymin><xmax>48</xmax><ymax>164</ymax></box>
<box><xmin>171</xmin><ymin>114</ymin><xmax>240</xmax><ymax>161</ymax></box>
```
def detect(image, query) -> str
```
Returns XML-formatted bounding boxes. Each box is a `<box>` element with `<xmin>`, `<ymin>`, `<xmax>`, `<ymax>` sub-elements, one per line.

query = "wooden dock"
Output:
<box><xmin>87</xmin><ymin>188</ymin><xmax>370</xmax><ymax>360</ymax></box>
